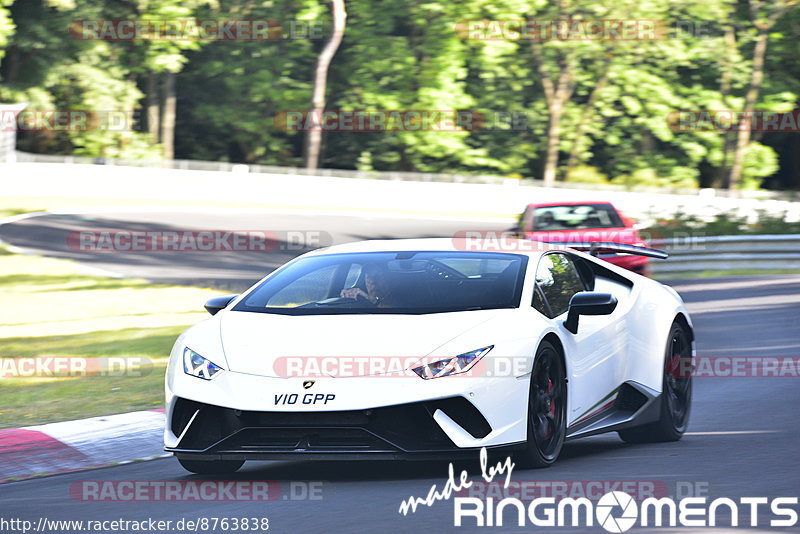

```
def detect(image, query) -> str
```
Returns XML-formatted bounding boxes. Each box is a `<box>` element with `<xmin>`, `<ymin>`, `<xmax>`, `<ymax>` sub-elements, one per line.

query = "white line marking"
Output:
<box><xmin>685</xmin><ymin>430</ymin><xmax>780</xmax><ymax>435</ymax></box>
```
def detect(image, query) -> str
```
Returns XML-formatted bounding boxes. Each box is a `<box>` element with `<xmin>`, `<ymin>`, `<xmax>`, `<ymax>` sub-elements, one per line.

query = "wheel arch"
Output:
<box><xmin>673</xmin><ymin>312</ymin><xmax>694</xmax><ymax>343</ymax></box>
<box><xmin>541</xmin><ymin>332</ymin><xmax>567</xmax><ymax>376</ymax></box>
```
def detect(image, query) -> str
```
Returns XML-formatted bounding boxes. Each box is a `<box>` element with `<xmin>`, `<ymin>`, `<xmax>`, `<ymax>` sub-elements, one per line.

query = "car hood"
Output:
<box><xmin>526</xmin><ymin>226</ymin><xmax>640</xmax><ymax>244</ymax></box>
<box><xmin>218</xmin><ymin>309</ymin><xmax>502</xmax><ymax>377</ymax></box>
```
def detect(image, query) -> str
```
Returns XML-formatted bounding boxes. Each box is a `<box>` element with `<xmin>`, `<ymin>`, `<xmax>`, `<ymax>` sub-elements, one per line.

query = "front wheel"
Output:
<box><xmin>619</xmin><ymin>321</ymin><xmax>692</xmax><ymax>443</ymax></box>
<box><xmin>177</xmin><ymin>458</ymin><xmax>244</xmax><ymax>474</ymax></box>
<box><xmin>518</xmin><ymin>340</ymin><xmax>567</xmax><ymax>468</ymax></box>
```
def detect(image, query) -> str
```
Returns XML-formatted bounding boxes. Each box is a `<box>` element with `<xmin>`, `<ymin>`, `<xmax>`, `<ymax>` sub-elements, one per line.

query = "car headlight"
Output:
<box><xmin>183</xmin><ymin>347</ymin><xmax>224</xmax><ymax>380</ymax></box>
<box><xmin>412</xmin><ymin>346</ymin><xmax>493</xmax><ymax>379</ymax></box>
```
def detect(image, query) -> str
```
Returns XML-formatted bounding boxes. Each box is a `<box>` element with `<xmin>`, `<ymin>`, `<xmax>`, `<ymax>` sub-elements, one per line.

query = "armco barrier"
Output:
<box><xmin>651</xmin><ymin>234</ymin><xmax>800</xmax><ymax>274</ymax></box>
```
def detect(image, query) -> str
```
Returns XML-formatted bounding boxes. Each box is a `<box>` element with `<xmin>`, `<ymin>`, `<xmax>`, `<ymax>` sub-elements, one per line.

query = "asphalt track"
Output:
<box><xmin>1</xmin><ymin>211</ymin><xmax>799</xmax><ymax>533</ymax></box>
<box><xmin>0</xmin><ymin>210</ymin><xmax>508</xmax><ymax>291</ymax></box>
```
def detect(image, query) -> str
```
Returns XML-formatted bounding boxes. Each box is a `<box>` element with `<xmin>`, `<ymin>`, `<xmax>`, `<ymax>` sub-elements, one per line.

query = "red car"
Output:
<box><xmin>516</xmin><ymin>201</ymin><xmax>650</xmax><ymax>275</ymax></box>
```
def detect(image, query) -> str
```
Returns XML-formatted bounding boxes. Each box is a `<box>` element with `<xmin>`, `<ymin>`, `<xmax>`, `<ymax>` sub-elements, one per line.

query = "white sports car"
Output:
<box><xmin>165</xmin><ymin>238</ymin><xmax>694</xmax><ymax>474</ymax></box>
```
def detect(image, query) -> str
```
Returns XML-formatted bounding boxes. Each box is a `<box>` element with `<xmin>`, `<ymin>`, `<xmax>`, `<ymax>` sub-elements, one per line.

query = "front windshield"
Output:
<box><xmin>233</xmin><ymin>251</ymin><xmax>527</xmax><ymax>315</ymax></box>
<box><xmin>533</xmin><ymin>204</ymin><xmax>624</xmax><ymax>231</ymax></box>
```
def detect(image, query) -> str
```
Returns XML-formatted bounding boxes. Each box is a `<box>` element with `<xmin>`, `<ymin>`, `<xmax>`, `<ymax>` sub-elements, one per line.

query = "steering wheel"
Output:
<box><xmin>339</xmin><ymin>288</ymin><xmax>377</xmax><ymax>305</ymax></box>
<box><xmin>355</xmin><ymin>291</ymin><xmax>374</xmax><ymax>304</ymax></box>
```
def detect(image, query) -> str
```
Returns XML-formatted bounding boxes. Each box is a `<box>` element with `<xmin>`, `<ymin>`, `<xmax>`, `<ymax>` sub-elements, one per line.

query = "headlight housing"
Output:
<box><xmin>412</xmin><ymin>346</ymin><xmax>493</xmax><ymax>379</ymax></box>
<box><xmin>183</xmin><ymin>347</ymin><xmax>224</xmax><ymax>380</ymax></box>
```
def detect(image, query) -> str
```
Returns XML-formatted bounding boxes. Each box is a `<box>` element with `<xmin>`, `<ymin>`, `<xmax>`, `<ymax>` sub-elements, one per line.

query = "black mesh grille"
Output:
<box><xmin>170</xmin><ymin>398</ymin><xmax>205</xmax><ymax>437</ymax></box>
<box><xmin>615</xmin><ymin>384</ymin><xmax>648</xmax><ymax>413</ymax></box>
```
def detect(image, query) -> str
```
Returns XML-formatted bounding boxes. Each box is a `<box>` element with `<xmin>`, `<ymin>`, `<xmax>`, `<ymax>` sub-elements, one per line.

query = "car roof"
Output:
<box><xmin>305</xmin><ymin>237</ymin><xmax>561</xmax><ymax>257</ymax></box>
<box><xmin>526</xmin><ymin>201</ymin><xmax>616</xmax><ymax>209</ymax></box>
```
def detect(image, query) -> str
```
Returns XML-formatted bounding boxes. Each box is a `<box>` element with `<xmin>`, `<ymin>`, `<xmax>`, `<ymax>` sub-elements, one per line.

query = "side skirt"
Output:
<box><xmin>565</xmin><ymin>382</ymin><xmax>661</xmax><ymax>441</ymax></box>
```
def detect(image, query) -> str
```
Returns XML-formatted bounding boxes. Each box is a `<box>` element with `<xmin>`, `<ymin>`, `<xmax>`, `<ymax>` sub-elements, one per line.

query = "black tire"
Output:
<box><xmin>619</xmin><ymin>321</ymin><xmax>692</xmax><ymax>443</ymax></box>
<box><xmin>177</xmin><ymin>458</ymin><xmax>244</xmax><ymax>474</ymax></box>
<box><xmin>517</xmin><ymin>340</ymin><xmax>567</xmax><ymax>468</ymax></box>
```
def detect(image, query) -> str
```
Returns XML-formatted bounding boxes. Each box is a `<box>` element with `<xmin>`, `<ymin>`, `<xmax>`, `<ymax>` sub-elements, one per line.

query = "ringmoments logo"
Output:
<box><xmin>398</xmin><ymin>448</ymin><xmax>798</xmax><ymax>531</ymax></box>
<box><xmin>452</xmin><ymin>492</ymin><xmax>799</xmax><ymax>530</ymax></box>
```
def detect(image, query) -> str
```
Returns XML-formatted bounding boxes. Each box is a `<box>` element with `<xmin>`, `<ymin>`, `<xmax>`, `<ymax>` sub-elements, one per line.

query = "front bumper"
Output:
<box><xmin>165</xmin><ymin>396</ymin><xmax>525</xmax><ymax>460</ymax></box>
<box><xmin>165</xmin><ymin>370</ymin><xmax>530</xmax><ymax>456</ymax></box>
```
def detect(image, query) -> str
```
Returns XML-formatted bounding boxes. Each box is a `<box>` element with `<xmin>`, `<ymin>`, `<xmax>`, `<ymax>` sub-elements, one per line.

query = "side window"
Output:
<box><xmin>533</xmin><ymin>253</ymin><xmax>585</xmax><ymax>318</ymax></box>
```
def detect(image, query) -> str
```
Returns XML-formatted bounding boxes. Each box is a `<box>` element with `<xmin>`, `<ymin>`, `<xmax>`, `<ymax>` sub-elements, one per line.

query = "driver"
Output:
<box><xmin>340</xmin><ymin>263</ymin><xmax>395</xmax><ymax>306</ymax></box>
<box><xmin>536</xmin><ymin>211</ymin><xmax>556</xmax><ymax>230</ymax></box>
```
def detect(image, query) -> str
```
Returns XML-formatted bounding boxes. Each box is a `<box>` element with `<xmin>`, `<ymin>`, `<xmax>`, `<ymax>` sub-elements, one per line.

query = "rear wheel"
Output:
<box><xmin>619</xmin><ymin>321</ymin><xmax>692</xmax><ymax>443</ymax></box>
<box><xmin>518</xmin><ymin>341</ymin><xmax>567</xmax><ymax>468</ymax></box>
<box><xmin>177</xmin><ymin>458</ymin><xmax>244</xmax><ymax>474</ymax></box>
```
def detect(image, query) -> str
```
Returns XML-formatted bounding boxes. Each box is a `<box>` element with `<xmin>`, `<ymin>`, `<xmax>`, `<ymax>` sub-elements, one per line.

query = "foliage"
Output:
<box><xmin>644</xmin><ymin>208</ymin><xmax>800</xmax><ymax>237</ymax></box>
<box><xmin>564</xmin><ymin>165</ymin><xmax>608</xmax><ymax>184</ymax></box>
<box><xmin>0</xmin><ymin>0</ymin><xmax>799</xmax><ymax>189</ymax></box>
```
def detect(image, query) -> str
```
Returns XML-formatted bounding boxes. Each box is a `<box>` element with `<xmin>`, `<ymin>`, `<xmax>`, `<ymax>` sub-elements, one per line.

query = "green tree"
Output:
<box><xmin>304</xmin><ymin>0</ymin><xmax>346</xmax><ymax>169</ymax></box>
<box><xmin>0</xmin><ymin>0</ymin><xmax>158</xmax><ymax>158</ymax></box>
<box><xmin>175</xmin><ymin>0</ymin><xmax>322</xmax><ymax>164</ymax></box>
<box><xmin>725</xmin><ymin>0</ymin><xmax>798</xmax><ymax>190</ymax></box>
<box><xmin>0</xmin><ymin>0</ymin><xmax>14</xmax><ymax>63</ymax></box>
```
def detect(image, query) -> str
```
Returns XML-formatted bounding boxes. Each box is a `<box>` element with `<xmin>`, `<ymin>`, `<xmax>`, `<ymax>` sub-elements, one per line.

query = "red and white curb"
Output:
<box><xmin>0</xmin><ymin>410</ymin><xmax>167</xmax><ymax>482</ymax></box>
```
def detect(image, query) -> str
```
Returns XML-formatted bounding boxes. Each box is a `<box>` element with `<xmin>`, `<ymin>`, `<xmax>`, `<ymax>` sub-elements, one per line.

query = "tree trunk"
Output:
<box><xmin>715</xmin><ymin>25</ymin><xmax>737</xmax><ymax>189</ymax></box>
<box><xmin>161</xmin><ymin>71</ymin><xmax>176</xmax><ymax>161</ymax></box>
<box><xmin>726</xmin><ymin>31</ymin><xmax>768</xmax><ymax>190</ymax></box>
<box><xmin>147</xmin><ymin>72</ymin><xmax>160</xmax><ymax>144</ymax></box>
<box><xmin>304</xmin><ymin>0</ymin><xmax>347</xmax><ymax>170</ymax></box>
<box><xmin>531</xmin><ymin>40</ymin><xmax>574</xmax><ymax>186</ymax></box>
<box><xmin>565</xmin><ymin>68</ymin><xmax>609</xmax><ymax>180</ymax></box>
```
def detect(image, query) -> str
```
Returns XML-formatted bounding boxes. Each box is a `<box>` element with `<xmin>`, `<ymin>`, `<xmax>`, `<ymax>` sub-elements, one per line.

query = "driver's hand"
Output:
<box><xmin>340</xmin><ymin>288</ymin><xmax>367</xmax><ymax>300</ymax></box>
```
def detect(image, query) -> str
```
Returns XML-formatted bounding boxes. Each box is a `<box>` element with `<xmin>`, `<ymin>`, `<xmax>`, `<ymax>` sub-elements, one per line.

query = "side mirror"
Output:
<box><xmin>563</xmin><ymin>292</ymin><xmax>617</xmax><ymax>334</ymax></box>
<box><xmin>204</xmin><ymin>294</ymin><xmax>238</xmax><ymax>316</ymax></box>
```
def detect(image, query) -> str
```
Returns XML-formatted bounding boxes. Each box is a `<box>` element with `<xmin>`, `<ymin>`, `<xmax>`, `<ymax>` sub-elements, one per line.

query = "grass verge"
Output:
<box><xmin>0</xmin><ymin>252</ymin><xmax>223</xmax><ymax>429</ymax></box>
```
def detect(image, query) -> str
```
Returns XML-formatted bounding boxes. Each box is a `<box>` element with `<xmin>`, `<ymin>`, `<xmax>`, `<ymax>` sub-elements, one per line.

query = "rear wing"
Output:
<box><xmin>548</xmin><ymin>241</ymin><xmax>669</xmax><ymax>260</ymax></box>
